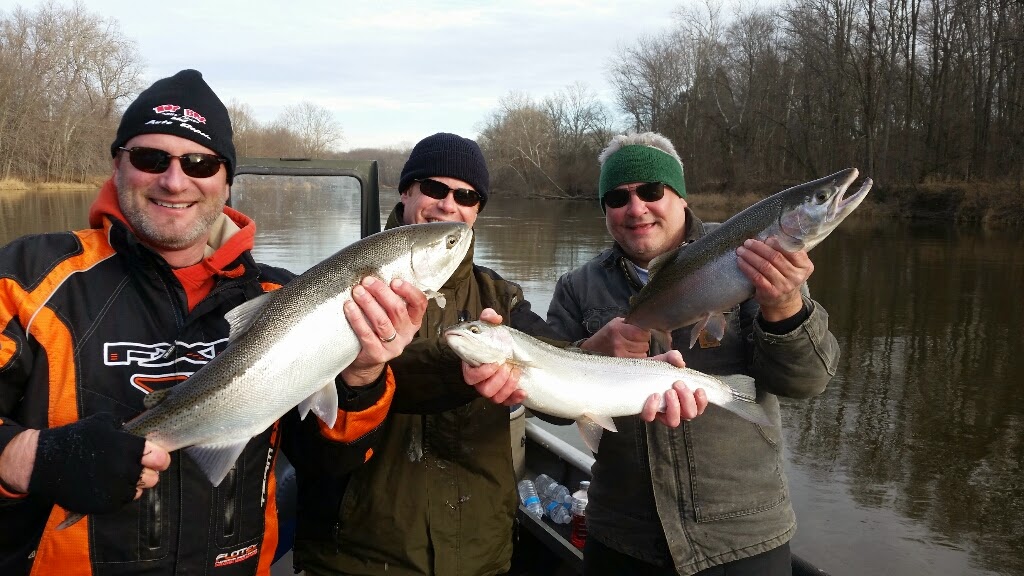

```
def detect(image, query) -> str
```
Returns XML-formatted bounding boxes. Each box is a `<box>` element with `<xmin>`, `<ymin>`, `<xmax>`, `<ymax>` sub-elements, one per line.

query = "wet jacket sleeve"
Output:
<box><xmin>281</xmin><ymin>367</ymin><xmax>394</xmax><ymax>478</ymax></box>
<box><xmin>1</xmin><ymin>285</ymin><xmax>32</xmax><ymax>500</ymax></box>
<box><xmin>747</xmin><ymin>295</ymin><xmax>840</xmax><ymax>399</ymax></box>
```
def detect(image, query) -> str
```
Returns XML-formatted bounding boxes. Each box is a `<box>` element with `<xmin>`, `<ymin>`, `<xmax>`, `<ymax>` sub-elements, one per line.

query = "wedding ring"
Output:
<box><xmin>381</xmin><ymin>331</ymin><xmax>398</xmax><ymax>343</ymax></box>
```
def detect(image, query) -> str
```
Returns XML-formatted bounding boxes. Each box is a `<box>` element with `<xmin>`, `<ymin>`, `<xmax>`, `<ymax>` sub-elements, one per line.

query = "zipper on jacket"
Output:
<box><xmin>143</xmin><ymin>483</ymin><xmax>162</xmax><ymax>550</ymax></box>
<box><xmin>222</xmin><ymin>467</ymin><xmax>237</xmax><ymax>537</ymax></box>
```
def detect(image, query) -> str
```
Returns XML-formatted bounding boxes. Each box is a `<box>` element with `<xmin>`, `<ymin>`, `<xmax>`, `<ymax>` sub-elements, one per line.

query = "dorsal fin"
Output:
<box><xmin>648</xmin><ymin>244</ymin><xmax>681</xmax><ymax>279</ymax></box>
<box><xmin>224</xmin><ymin>293</ymin><xmax>272</xmax><ymax>342</ymax></box>
<box><xmin>143</xmin><ymin>388</ymin><xmax>173</xmax><ymax>410</ymax></box>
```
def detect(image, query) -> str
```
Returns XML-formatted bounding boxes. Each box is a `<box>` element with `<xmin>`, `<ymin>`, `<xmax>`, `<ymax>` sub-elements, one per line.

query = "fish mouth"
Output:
<box><xmin>828</xmin><ymin>169</ymin><xmax>871</xmax><ymax>222</ymax></box>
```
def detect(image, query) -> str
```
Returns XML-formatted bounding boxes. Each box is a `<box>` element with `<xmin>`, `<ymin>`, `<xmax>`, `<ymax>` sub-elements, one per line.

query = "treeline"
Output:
<box><xmin>4</xmin><ymin>0</ymin><xmax>1022</xmax><ymax>198</ymax></box>
<box><xmin>0</xmin><ymin>2</ymin><xmax>139</xmax><ymax>182</ymax></box>
<box><xmin>481</xmin><ymin>0</ymin><xmax>1024</xmax><ymax>197</ymax></box>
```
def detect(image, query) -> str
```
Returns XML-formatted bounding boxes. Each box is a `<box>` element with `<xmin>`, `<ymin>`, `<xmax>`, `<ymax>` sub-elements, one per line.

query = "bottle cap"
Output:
<box><xmin>580</xmin><ymin>481</ymin><xmax>590</xmax><ymax>489</ymax></box>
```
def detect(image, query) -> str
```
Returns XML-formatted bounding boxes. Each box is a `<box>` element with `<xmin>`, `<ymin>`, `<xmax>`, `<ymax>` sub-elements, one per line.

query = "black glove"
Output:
<box><xmin>28</xmin><ymin>413</ymin><xmax>146</xmax><ymax>514</ymax></box>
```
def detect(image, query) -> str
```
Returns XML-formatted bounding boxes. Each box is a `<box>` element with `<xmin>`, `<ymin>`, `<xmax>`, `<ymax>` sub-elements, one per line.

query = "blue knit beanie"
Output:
<box><xmin>398</xmin><ymin>133</ymin><xmax>490</xmax><ymax>209</ymax></box>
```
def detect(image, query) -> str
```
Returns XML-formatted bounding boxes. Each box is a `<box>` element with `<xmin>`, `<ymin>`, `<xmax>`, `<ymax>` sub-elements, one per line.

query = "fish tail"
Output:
<box><xmin>57</xmin><ymin>511</ymin><xmax>86</xmax><ymax>530</ymax></box>
<box><xmin>717</xmin><ymin>374</ymin><xmax>774</xmax><ymax>427</ymax></box>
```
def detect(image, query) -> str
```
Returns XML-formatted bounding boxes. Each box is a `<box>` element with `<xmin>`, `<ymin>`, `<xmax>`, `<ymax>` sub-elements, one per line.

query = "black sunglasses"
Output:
<box><xmin>603</xmin><ymin>182</ymin><xmax>667</xmax><ymax>209</ymax></box>
<box><xmin>119</xmin><ymin>146</ymin><xmax>227</xmax><ymax>179</ymax></box>
<box><xmin>415</xmin><ymin>178</ymin><xmax>481</xmax><ymax>207</ymax></box>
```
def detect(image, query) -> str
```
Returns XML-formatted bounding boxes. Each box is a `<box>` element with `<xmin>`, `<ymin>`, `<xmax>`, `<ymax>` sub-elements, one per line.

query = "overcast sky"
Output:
<box><xmin>3</xmin><ymin>0</ymin><xmax>689</xmax><ymax>150</ymax></box>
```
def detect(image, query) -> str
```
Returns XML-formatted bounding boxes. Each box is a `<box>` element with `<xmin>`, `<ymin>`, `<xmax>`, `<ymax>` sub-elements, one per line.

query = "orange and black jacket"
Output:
<box><xmin>0</xmin><ymin>182</ymin><xmax>393</xmax><ymax>576</ymax></box>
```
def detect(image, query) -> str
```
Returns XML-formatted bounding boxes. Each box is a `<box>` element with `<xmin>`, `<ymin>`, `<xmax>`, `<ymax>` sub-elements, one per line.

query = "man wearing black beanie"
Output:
<box><xmin>294</xmin><ymin>133</ymin><xmax>560</xmax><ymax>576</ymax></box>
<box><xmin>0</xmin><ymin>70</ymin><xmax>427</xmax><ymax>576</ymax></box>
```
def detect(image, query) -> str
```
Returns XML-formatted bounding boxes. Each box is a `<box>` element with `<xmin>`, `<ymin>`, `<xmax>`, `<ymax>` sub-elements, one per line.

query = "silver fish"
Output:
<box><xmin>59</xmin><ymin>222</ymin><xmax>473</xmax><ymax>529</ymax></box>
<box><xmin>626</xmin><ymin>168</ymin><xmax>872</xmax><ymax>348</ymax></box>
<box><xmin>443</xmin><ymin>320</ymin><xmax>770</xmax><ymax>453</ymax></box>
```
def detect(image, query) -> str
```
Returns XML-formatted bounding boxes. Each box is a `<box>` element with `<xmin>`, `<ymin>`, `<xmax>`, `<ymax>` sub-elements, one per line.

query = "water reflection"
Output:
<box><xmin>0</xmin><ymin>190</ymin><xmax>93</xmax><ymax>241</ymax></box>
<box><xmin>2</xmin><ymin>188</ymin><xmax>1022</xmax><ymax>576</ymax></box>
<box><xmin>230</xmin><ymin>174</ymin><xmax>369</xmax><ymax>272</ymax></box>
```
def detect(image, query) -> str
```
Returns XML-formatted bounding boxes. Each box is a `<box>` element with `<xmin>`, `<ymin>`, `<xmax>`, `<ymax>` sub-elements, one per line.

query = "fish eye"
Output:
<box><xmin>469</xmin><ymin>325</ymin><xmax>481</xmax><ymax>334</ymax></box>
<box><xmin>446</xmin><ymin>235</ymin><xmax>457</xmax><ymax>247</ymax></box>
<box><xmin>815</xmin><ymin>191</ymin><xmax>829</xmax><ymax>203</ymax></box>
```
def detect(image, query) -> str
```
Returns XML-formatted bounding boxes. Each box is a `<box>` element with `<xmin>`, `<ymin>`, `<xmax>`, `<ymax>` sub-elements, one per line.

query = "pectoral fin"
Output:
<box><xmin>689</xmin><ymin>312</ymin><xmax>726</xmax><ymax>349</ymax></box>
<box><xmin>577</xmin><ymin>413</ymin><xmax>617</xmax><ymax>453</ymax></box>
<box><xmin>185</xmin><ymin>439</ymin><xmax>250</xmax><ymax>487</ymax></box>
<box><xmin>298</xmin><ymin>380</ymin><xmax>340</xmax><ymax>429</ymax></box>
<box><xmin>425</xmin><ymin>290</ymin><xmax>447</xmax><ymax>309</ymax></box>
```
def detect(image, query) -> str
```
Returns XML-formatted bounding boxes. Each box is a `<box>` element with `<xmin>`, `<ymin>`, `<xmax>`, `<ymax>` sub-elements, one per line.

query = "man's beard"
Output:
<box><xmin>116</xmin><ymin>171</ymin><xmax>224</xmax><ymax>252</ymax></box>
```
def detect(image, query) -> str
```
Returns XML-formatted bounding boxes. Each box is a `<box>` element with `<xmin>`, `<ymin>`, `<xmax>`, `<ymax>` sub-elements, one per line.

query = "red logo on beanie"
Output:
<box><xmin>153</xmin><ymin>104</ymin><xmax>180</xmax><ymax>114</ymax></box>
<box><xmin>184</xmin><ymin>109</ymin><xmax>207</xmax><ymax>124</ymax></box>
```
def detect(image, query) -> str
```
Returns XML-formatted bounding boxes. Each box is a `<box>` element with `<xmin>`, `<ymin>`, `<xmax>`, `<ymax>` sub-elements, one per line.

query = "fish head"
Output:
<box><xmin>407</xmin><ymin>222</ymin><xmax>474</xmax><ymax>291</ymax></box>
<box><xmin>776</xmin><ymin>168</ymin><xmax>872</xmax><ymax>251</ymax></box>
<box><xmin>442</xmin><ymin>320</ymin><xmax>514</xmax><ymax>367</ymax></box>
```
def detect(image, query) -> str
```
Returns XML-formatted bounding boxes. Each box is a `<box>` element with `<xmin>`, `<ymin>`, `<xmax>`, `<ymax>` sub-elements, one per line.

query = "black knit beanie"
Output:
<box><xmin>398</xmin><ymin>133</ymin><xmax>490</xmax><ymax>209</ymax></box>
<box><xmin>111</xmin><ymin>69</ymin><xmax>236</xmax><ymax>183</ymax></box>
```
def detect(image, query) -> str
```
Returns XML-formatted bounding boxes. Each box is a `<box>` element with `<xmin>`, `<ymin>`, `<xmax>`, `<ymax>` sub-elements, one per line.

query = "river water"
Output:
<box><xmin>2</xmin><ymin>178</ymin><xmax>1022</xmax><ymax>576</ymax></box>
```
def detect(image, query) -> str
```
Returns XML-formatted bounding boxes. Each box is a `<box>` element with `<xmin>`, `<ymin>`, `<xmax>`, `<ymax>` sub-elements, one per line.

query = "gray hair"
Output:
<box><xmin>598</xmin><ymin>132</ymin><xmax>682</xmax><ymax>165</ymax></box>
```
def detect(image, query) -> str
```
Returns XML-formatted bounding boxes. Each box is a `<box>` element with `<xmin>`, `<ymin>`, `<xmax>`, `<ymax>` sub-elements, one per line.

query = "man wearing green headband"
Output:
<box><xmin>544</xmin><ymin>132</ymin><xmax>839</xmax><ymax>575</ymax></box>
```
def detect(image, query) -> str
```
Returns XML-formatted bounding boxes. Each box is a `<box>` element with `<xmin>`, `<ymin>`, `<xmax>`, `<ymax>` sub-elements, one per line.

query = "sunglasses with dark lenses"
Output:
<box><xmin>119</xmin><ymin>146</ymin><xmax>227</xmax><ymax>179</ymax></box>
<box><xmin>416</xmin><ymin>178</ymin><xmax>481</xmax><ymax>207</ymax></box>
<box><xmin>603</xmin><ymin>182</ymin><xmax>667</xmax><ymax>209</ymax></box>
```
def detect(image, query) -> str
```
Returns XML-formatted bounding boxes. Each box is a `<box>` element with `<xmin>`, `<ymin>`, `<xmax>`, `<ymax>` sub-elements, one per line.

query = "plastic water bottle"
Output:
<box><xmin>517</xmin><ymin>479</ymin><xmax>544</xmax><ymax>519</ymax></box>
<box><xmin>570</xmin><ymin>481</ymin><xmax>590</xmax><ymax>549</ymax></box>
<box><xmin>542</xmin><ymin>494</ymin><xmax>572</xmax><ymax>524</ymax></box>
<box><xmin>534</xmin><ymin>473</ymin><xmax>572</xmax><ymax>506</ymax></box>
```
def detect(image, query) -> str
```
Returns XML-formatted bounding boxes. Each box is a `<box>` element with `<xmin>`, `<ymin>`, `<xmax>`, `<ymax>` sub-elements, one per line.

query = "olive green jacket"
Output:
<box><xmin>295</xmin><ymin>205</ymin><xmax>554</xmax><ymax>576</ymax></box>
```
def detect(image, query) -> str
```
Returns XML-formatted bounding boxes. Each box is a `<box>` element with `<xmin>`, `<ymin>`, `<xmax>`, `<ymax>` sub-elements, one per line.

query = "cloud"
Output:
<box><xmin>5</xmin><ymin>0</ymin><xmax>682</xmax><ymax>149</ymax></box>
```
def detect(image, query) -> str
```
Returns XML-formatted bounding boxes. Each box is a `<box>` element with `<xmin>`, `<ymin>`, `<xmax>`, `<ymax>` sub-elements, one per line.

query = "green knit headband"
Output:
<box><xmin>599</xmin><ymin>145</ymin><xmax>687</xmax><ymax>208</ymax></box>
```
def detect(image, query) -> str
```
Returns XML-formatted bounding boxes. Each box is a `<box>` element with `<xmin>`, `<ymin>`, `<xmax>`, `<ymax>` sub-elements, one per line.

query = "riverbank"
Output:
<box><xmin>497</xmin><ymin>179</ymin><xmax>1024</xmax><ymax>228</ymax></box>
<box><xmin>0</xmin><ymin>178</ymin><xmax>101</xmax><ymax>194</ymax></box>
<box><xmin>9</xmin><ymin>179</ymin><xmax>1022</xmax><ymax>227</ymax></box>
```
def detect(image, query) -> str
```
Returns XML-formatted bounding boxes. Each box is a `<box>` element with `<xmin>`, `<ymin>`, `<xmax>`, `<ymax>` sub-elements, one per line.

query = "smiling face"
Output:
<box><xmin>605</xmin><ymin>182</ymin><xmax>688</xmax><ymax>269</ymax></box>
<box><xmin>400</xmin><ymin>176</ymin><xmax>480</xmax><ymax>227</ymax></box>
<box><xmin>114</xmin><ymin>133</ymin><xmax>229</xmax><ymax>266</ymax></box>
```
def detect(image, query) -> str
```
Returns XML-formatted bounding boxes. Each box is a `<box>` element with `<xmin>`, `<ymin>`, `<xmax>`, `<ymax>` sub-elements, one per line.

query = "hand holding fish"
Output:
<box><xmin>0</xmin><ymin>416</ymin><xmax>171</xmax><ymax>513</ymax></box>
<box><xmin>580</xmin><ymin>317</ymin><xmax>650</xmax><ymax>358</ymax></box>
<box><xmin>462</xmin><ymin>309</ymin><xmax>526</xmax><ymax>405</ymax></box>
<box><xmin>639</xmin><ymin>350</ymin><xmax>709</xmax><ymax>427</ymax></box>
<box><xmin>735</xmin><ymin>238</ymin><xmax>813</xmax><ymax>322</ymax></box>
<box><xmin>341</xmin><ymin>276</ymin><xmax>429</xmax><ymax>386</ymax></box>
<box><xmin>135</xmin><ymin>441</ymin><xmax>171</xmax><ymax>499</ymax></box>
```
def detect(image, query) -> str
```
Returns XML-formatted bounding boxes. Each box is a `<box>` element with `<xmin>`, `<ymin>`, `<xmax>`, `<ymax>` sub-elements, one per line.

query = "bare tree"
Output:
<box><xmin>276</xmin><ymin>101</ymin><xmax>343</xmax><ymax>158</ymax></box>
<box><xmin>0</xmin><ymin>1</ymin><xmax>142</xmax><ymax>182</ymax></box>
<box><xmin>607</xmin><ymin>31</ymin><xmax>693</xmax><ymax>136</ymax></box>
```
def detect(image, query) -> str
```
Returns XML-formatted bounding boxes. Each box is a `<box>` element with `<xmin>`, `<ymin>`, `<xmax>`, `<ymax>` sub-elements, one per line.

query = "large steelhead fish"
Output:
<box><xmin>60</xmin><ymin>222</ymin><xmax>473</xmax><ymax>529</ymax></box>
<box><xmin>444</xmin><ymin>320</ymin><xmax>770</xmax><ymax>453</ymax></box>
<box><xmin>627</xmin><ymin>168</ymin><xmax>872</xmax><ymax>348</ymax></box>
